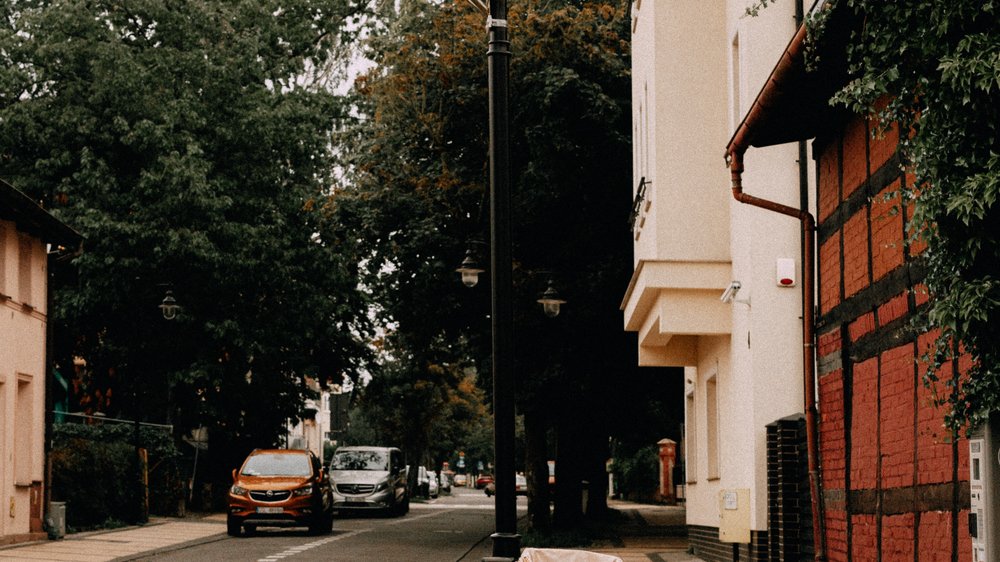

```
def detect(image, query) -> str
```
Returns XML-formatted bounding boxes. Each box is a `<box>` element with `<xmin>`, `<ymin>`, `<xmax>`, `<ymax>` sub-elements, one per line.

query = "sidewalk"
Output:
<box><xmin>0</xmin><ymin>515</ymin><xmax>228</xmax><ymax>562</ymax></box>
<box><xmin>0</xmin><ymin>501</ymin><xmax>704</xmax><ymax>562</ymax></box>
<box><xmin>577</xmin><ymin>500</ymin><xmax>703</xmax><ymax>562</ymax></box>
<box><xmin>460</xmin><ymin>499</ymin><xmax>704</xmax><ymax>562</ymax></box>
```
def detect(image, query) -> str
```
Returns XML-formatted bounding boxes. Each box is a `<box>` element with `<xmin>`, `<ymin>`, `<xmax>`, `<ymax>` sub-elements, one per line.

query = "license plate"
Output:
<box><xmin>257</xmin><ymin>507</ymin><xmax>284</xmax><ymax>514</ymax></box>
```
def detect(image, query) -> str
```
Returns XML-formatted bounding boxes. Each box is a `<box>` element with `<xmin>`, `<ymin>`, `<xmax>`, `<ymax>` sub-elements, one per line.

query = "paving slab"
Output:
<box><xmin>0</xmin><ymin>519</ymin><xmax>226</xmax><ymax>562</ymax></box>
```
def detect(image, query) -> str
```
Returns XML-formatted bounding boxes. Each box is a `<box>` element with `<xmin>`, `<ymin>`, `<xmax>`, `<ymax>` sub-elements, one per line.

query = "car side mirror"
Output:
<box><xmin>232</xmin><ymin>468</ymin><xmax>238</xmax><ymax>481</ymax></box>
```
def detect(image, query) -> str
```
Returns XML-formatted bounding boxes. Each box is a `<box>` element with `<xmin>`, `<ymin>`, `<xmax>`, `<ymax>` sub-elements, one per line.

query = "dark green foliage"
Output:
<box><xmin>611</xmin><ymin>444</ymin><xmax>659</xmax><ymax>503</ymax></box>
<box><xmin>333</xmin><ymin>0</ymin><xmax>640</xmax><ymax>526</ymax></box>
<box><xmin>0</xmin><ymin>0</ymin><xmax>374</xmax><ymax>482</ymax></box>
<box><xmin>50</xmin><ymin>422</ymin><xmax>182</xmax><ymax>527</ymax></box>
<box><xmin>820</xmin><ymin>1</ymin><xmax>1000</xmax><ymax>432</ymax></box>
<box><xmin>51</xmin><ymin>440</ymin><xmax>133</xmax><ymax>528</ymax></box>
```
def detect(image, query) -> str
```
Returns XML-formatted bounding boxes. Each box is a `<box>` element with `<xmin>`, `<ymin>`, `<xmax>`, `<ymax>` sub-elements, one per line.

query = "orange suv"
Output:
<box><xmin>227</xmin><ymin>448</ymin><xmax>333</xmax><ymax>536</ymax></box>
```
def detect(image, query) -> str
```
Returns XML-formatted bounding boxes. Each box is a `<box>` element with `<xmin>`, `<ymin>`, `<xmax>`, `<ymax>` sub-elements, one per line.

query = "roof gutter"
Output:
<box><xmin>725</xmin><ymin>22</ymin><xmax>827</xmax><ymax>562</ymax></box>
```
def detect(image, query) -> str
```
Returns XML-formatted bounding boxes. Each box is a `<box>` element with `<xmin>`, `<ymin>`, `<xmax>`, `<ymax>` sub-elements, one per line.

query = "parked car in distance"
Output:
<box><xmin>453</xmin><ymin>473</ymin><xmax>468</xmax><ymax>487</ymax></box>
<box><xmin>428</xmin><ymin>471</ymin><xmax>439</xmax><ymax>499</ymax></box>
<box><xmin>227</xmin><ymin>448</ymin><xmax>333</xmax><ymax>537</ymax></box>
<box><xmin>329</xmin><ymin>446</ymin><xmax>409</xmax><ymax>516</ymax></box>
<box><xmin>484</xmin><ymin>474</ymin><xmax>527</xmax><ymax>497</ymax></box>
<box><xmin>416</xmin><ymin>466</ymin><xmax>430</xmax><ymax>497</ymax></box>
<box><xmin>475</xmin><ymin>474</ymin><xmax>493</xmax><ymax>489</ymax></box>
<box><xmin>515</xmin><ymin>473</ymin><xmax>527</xmax><ymax>496</ymax></box>
<box><xmin>438</xmin><ymin>471</ymin><xmax>452</xmax><ymax>495</ymax></box>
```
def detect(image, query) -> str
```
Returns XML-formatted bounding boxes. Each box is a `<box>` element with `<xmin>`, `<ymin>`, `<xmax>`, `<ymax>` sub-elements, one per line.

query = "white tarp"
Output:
<box><xmin>517</xmin><ymin>547</ymin><xmax>624</xmax><ymax>562</ymax></box>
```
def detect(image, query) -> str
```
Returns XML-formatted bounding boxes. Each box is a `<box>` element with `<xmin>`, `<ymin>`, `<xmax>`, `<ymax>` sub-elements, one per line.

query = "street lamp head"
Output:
<box><xmin>456</xmin><ymin>248</ymin><xmax>485</xmax><ymax>288</ymax></box>
<box><xmin>536</xmin><ymin>279</ymin><xmax>567</xmax><ymax>318</ymax></box>
<box><xmin>159</xmin><ymin>289</ymin><xmax>180</xmax><ymax>320</ymax></box>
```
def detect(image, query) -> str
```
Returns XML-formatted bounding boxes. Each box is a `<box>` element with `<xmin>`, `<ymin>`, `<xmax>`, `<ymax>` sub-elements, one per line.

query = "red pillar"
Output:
<box><xmin>658</xmin><ymin>439</ymin><xmax>677</xmax><ymax>505</ymax></box>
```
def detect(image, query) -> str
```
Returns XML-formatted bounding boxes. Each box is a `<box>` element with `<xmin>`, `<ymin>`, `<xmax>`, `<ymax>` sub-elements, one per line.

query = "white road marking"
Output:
<box><xmin>256</xmin><ymin>510</ymin><xmax>451</xmax><ymax>560</ymax></box>
<box><xmin>379</xmin><ymin>510</ymin><xmax>447</xmax><ymax>526</ymax></box>
<box><xmin>256</xmin><ymin>529</ymin><xmax>368</xmax><ymax>561</ymax></box>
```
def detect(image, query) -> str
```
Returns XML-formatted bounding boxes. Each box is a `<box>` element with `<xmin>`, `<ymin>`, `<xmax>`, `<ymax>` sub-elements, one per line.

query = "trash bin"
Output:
<box><xmin>46</xmin><ymin>502</ymin><xmax>66</xmax><ymax>540</ymax></box>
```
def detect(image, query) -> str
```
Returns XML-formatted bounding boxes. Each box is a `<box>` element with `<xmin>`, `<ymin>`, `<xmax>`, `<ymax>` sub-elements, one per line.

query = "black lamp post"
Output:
<box><xmin>466</xmin><ymin>0</ymin><xmax>519</xmax><ymax>558</ymax></box>
<box><xmin>461</xmin><ymin>4</ymin><xmax>570</xmax><ymax>557</ymax></box>
<box><xmin>134</xmin><ymin>288</ymin><xmax>181</xmax><ymax>522</ymax></box>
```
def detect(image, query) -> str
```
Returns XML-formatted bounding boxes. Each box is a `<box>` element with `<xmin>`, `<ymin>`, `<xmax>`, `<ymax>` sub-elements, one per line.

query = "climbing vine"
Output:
<box><xmin>750</xmin><ymin>0</ymin><xmax>1000</xmax><ymax>433</ymax></box>
<box><xmin>824</xmin><ymin>1</ymin><xmax>1000</xmax><ymax>433</ymax></box>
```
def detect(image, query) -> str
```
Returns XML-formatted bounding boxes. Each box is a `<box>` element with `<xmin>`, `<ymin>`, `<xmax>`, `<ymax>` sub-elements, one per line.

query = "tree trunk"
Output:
<box><xmin>552</xmin><ymin>419</ymin><xmax>584</xmax><ymax>530</ymax></box>
<box><xmin>523</xmin><ymin>410</ymin><xmax>550</xmax><ymax>532</ymax></box>
<box><xmin>584</xmin><ymin>430</ymin><xmax>609</xmax><ymax>519</ymax></box>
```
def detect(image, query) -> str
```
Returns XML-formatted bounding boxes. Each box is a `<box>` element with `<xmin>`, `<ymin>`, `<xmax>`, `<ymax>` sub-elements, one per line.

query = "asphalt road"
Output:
<box><xmin>134</xmin><ymin>486</ymin><xmax>523</xmax><ymax>562</ymax></box>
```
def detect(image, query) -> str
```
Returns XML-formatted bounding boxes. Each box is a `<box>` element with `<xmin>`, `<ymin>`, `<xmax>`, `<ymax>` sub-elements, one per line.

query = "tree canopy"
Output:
<box><xmin>332</xmin><ymin>0</ymin><xmax>657</xmax><ymax>528</ymax></box>
<box><xmin>0</xmin><ymin>0</ymin><xmax>374</xmax><ymax>473</ymax></box>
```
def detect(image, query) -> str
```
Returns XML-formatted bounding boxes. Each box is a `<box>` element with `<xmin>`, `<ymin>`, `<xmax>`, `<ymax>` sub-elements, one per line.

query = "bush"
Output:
<box><xmin>50</xmin><ymin>422</ymin><xmax>183</xmax><ymax>528</ymax></box>
<box><xmin>612</xmin><ymin>444</ymin><xmax>660</xmax><ymax>503</ymax></box>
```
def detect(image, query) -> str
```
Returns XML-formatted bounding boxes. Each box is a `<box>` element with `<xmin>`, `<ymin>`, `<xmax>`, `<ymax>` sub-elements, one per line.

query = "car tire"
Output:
<box><xmin>308</xmin><ymin>513</ymin><xmax>332</xmax><ymax>535</ymax></box>
<box><xmin>226</xmin><ymin>515</ymin><xmax>243</xmax><ymax>537</ymax></box>
<box><xmin>387</xmin><ymin>494</ymin><xmax>401</xmax><ymax>517</ymax></box>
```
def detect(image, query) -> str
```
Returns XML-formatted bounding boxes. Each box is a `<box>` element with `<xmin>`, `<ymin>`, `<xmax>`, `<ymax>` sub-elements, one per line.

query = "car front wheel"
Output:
<box><xmin>309</xmin><ymin>512</ymin><xmax>333</xmax><ymax>535</ymax></box>
<box><xmin>226</xmin><ymin>515</ymin><xmax>243</xmax><ymax>537</ymax></box>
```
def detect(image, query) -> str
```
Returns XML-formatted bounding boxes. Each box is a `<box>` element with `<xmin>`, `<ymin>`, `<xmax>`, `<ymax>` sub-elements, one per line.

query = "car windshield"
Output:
<box><xmin>241</xmin><ymin>453</ymin><xmax>312</xmax><ymax>477</ymax></box>
<box><xmin>331</xmin><ymin>450</ymin><xmax>389</xmax><ymax>471</ymax></box>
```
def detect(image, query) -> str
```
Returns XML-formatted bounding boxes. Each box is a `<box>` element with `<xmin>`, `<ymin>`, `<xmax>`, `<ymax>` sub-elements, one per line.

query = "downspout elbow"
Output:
<box><xmin>728</xmin><ymin>149</ymin><xmax>746</xmax><ymax>202</ymax></box>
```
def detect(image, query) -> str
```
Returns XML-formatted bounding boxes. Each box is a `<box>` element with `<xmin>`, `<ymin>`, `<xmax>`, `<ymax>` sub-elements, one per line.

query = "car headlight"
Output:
<box><xmin>230</xmin><ymin>485</ymin><xmax>247</xmax><ymax>495</ymax></box>
<box><xmin>292</xmin><ymin>486</ymin><xmax>314</xmax><ymax>497</ymax></box>
<box><xmin>374</xmin><ymin>481</ymin><xmax>389</xmax><ymax>492</ymax></box>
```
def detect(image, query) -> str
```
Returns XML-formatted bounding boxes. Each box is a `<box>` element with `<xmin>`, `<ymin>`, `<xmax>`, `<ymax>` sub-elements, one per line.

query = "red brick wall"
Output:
<box><xmin>814</xmin><ymin>116</ymin><xmax>970</xmax><ymax>561</ymax></box>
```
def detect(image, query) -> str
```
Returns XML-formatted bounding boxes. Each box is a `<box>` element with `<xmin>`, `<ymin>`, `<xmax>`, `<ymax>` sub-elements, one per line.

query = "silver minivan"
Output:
<box><xmin>328</xmin><ymin>446</ymin><xmax>409</xmax><ymax>516</ymax></box>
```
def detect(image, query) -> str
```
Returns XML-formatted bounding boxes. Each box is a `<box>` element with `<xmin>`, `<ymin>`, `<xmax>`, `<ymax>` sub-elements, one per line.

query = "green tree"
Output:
<box><xmin>334</xmin><ymin>0</ymin><xmax>637</xmax><ymax>531</ymax></box>
<box><xmin>0</xmin><ymin>0</ymin><xmax>373</xmax><ymax>503</ymax></box>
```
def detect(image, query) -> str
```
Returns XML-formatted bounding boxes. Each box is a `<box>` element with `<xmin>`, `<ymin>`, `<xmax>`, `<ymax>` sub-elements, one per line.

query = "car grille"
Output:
<box><xmin>337</xmin><ymin>483</ymin><xmax>375</xmax><ymax>495</ymax></box>
<box><xmin>249</xmin><ymin>490</ymin><xmax>292</xmax><ymax>502</ymax></box>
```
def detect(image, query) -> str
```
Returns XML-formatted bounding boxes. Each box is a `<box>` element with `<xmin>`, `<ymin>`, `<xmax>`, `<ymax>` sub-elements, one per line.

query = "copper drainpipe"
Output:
<box><xmin>724</xmin><ymin>22</ymin><xmax>826</xmax><ymax>562</ymax></box>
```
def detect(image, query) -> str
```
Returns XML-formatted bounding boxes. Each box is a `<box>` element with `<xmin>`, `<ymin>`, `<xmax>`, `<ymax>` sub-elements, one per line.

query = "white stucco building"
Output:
<box><xmin>0</xmin><ymin>180</ymin><xmax>80</xmax><ymax>545</ymax></box>
<box><xmin>622</xmin><ymin>2</ymin><xmax>815</xmax><ymax>559</ymax></box>
<box><xmin>286</xmin><ymin>376</ymin><xmax>353</xmax><ymax>461</ymax></box>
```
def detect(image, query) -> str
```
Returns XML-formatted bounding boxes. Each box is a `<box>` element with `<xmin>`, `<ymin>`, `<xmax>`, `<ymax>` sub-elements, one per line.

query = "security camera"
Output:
<box><xmin>720</xmin><ymin>281</ymin><xmax>741</xmax><ymax>303</ymax></box>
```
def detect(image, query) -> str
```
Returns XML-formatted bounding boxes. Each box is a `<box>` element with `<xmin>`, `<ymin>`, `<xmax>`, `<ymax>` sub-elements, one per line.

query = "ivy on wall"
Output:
<box><xmin>823</xmin><ymin>1</ymin><xmax>1000</xmax><ymax>434</ymax></box>
<box><xmin>752</xmin><ymin>0</ymin><xmax>1000</xmax><ymax>433</ymax></box>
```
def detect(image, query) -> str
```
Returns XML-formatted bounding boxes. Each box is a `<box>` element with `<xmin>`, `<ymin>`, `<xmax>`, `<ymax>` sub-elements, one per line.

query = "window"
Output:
<box><xmin>18</xmin><ymin>235</ymin><xmax>33</xmax><ymax>307</ymax></box>
<box><xmin>706</xmin><ymin>375</ymin><xmax>720</xmax><ymax>480</ymax></box>
<box><xmin>0</xmin><ymin>223</ymin><xmax>8</xmax><ymax>296</ymax></box>
<box><xmin>685</xmin><ymin>376</ymin><xmax>697</xmax><ymax>483</ymax></box>
<box><xmin>15</xmin><ymin>374</ymin><xmax>34</xmax><ymax>484</ymax></box>
<box><xmin>0</xmin><ymin>376</ymin><xmax>6</xmax><ymax>489</ymax></box>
